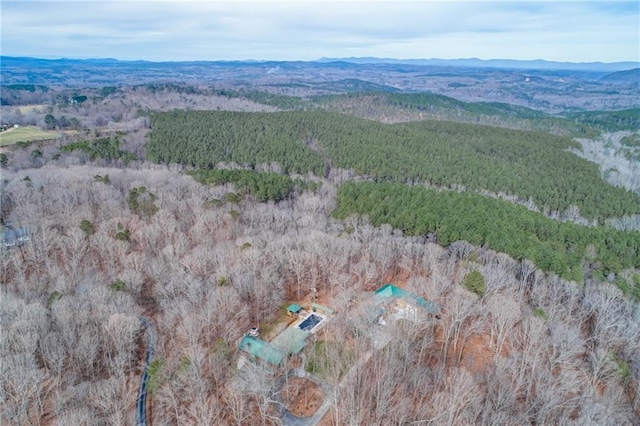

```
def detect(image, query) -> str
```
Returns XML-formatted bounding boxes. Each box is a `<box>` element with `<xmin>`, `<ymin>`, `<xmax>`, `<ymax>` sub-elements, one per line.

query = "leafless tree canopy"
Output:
<box><xmin>1</xmin><ymin>161</ymin><xmax>638</xmax><ymax>425</ymax></box>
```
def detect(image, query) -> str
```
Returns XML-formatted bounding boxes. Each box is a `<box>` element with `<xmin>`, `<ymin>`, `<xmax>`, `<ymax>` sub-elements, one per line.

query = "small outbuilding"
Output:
<box><xmin>287</xmin><ymin>304</ymin><xmax>303</xmax><ymax>316</ymax></box>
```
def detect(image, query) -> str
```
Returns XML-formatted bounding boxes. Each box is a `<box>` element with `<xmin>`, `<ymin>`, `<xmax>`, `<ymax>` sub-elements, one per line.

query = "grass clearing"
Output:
<box><xmin>0</xmin><ymin>126</ymin><xmax>59</xmax><ymax>146</ymax></box>
<box><xmin>17</xmin><ymin>104</ymin><xmax>48</xmax><ymax>114</ymax></box>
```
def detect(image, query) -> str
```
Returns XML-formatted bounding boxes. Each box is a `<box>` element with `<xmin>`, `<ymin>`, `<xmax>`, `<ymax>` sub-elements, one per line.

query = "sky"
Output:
<box><xmin>1</xmin><ymin>1</ymin><xmax>639</xmax><ymax>63</ymax></box>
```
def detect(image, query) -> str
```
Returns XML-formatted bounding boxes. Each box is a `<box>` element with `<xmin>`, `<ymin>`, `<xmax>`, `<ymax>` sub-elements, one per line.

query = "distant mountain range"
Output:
<box><xmin>599</xmin><ymin>67</ymin><xmax>640</xmax><ymax>83</ymax></box>
<box><xmin>2</xmin><ymin>56</ymin><xmax>638</xmax><ymax>110</ymax></box>
<box><xmin>316</xmin><ymin>57</ymin><xmax>640</xmax><ymax>72</ymax></box>
<box><xmin>2</xmin><ymin>55</ymin><xmax>638</xmax><ymax>73</ymax></box>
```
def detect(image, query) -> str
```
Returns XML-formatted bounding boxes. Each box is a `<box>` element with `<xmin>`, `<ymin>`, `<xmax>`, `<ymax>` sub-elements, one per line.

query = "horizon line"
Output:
<box><xmin>2</xmin><ymin>55</ymin><xmax>639</xmax><ymax>65</ymax></box>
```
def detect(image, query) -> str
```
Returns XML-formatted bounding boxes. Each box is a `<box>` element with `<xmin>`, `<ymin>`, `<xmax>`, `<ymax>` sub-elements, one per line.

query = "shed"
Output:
<box><xmin>287</xmin><ymin>304</ymin><xmax>303</xmax><ymax>316</ymax></box>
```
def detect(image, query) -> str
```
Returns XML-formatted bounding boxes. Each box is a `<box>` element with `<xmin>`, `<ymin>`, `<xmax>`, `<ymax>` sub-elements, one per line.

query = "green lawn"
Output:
<box><xmin>0</xmin><ymin>126</ymin><xmax>59</xmax><ymax>146</ymax></box>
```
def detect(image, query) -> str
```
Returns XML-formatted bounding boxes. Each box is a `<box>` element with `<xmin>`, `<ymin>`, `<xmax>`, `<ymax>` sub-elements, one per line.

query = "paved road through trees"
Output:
<box><xmin>136</xmin><ymin>317</ymin><xmax>154</xmax><ymax>426</ymax></box>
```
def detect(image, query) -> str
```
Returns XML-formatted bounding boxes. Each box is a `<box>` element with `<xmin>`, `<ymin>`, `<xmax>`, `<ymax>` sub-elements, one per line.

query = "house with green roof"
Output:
<box><xmin>374</xmin><ymin>283</ymin><xmax>439</xmax><ymax>315</ymax></box>
<box><xmin>238</xmin><ymin>335</ymin><xmax>284</xmax><ymax>367</ymax></box>
<box><xmin>238</xmin><ymin>326</ymin><xmax>312</xmax><ymax>367</ymax></box>
<box><xmin>238</xmin><ymin>302</ymin><xmax>335</xmax><ymax>369</ymax></box>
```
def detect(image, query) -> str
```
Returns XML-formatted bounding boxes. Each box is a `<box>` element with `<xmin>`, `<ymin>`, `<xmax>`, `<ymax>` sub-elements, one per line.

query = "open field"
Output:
<box><xmin>0</xmin><ymin>126</ymin><xmax>58</xmax><ymax>145</ymax></box>
<box><xmin>17</xmin><ymin>104</ymin><xmax>48</xmax><ymax>114</ymax></box>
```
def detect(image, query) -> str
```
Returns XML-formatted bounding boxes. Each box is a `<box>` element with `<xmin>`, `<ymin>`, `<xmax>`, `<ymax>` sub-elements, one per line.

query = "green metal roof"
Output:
<box><xmin>238</xmin><ymin>335</ymin><xmax>284</xmax><ymax>366</ymax></box>
<box><xmin>287</xmin><ymin>304</ymin><xmax>302</xmax><ymax>313</ymax></box>
<box><xmin>271</xmin><ymin>326</ymin><xmax>309</xmax><ymax>355</ymax></box>
<box><xmin>311</xmin><ymin>303</ymin><xmax>334</xmax><ymax>315</ymax></box>
<box><xmin>374</xmin><ymin>283</ymin><xmax>439</xmax><ymax>314</ymax></box>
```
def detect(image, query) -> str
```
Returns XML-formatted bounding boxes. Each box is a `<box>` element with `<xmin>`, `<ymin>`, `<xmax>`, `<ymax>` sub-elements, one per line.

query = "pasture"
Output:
<box><xmin>0</xmin><ymin>126</ymin><xmax>58</xmax><ymax>146</ymax></box>
<box><xmin>17</xmin><ymin>104</ymin><xmax>48</xmax><ymax>114</ymax></box>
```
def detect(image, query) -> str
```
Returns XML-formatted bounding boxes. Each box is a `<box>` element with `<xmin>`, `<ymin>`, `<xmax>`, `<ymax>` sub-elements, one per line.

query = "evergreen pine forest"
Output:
<box><xmin>144</xmin><ymin>107</ymin><xmax>640</xmax><ymax>296</ymax></box>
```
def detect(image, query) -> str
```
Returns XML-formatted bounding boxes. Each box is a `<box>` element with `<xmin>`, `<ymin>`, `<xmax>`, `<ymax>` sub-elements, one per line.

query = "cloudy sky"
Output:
<box><xmin>2</xmin><ymin>1</ymin><xmax>638</xmax><ymax>63</ymax></box>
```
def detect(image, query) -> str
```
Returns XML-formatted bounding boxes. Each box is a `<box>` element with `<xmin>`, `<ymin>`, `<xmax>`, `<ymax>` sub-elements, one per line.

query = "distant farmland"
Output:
<box><xmin>0</xmin><ymin>126</ymin><xmax>58</xmax><ymax>145</ymax></box>
<box><xmin>17</xmin><ymin>104</ymin><xmax>48</xmax><ymax>114</ymax></box>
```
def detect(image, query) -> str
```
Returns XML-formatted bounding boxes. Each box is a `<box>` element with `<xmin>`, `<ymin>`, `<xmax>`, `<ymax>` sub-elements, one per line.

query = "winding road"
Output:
<box><xmin>136</xmin><ymin>317</ymin><xmax>155</xmax><ymax>426</ymax></box>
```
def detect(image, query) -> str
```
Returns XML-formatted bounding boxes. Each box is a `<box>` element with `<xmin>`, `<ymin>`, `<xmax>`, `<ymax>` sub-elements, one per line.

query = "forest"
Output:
<box><xmin>60</xmin><ymin>136</ymin><xmax>137</xmax><ymax>163</ymax></box>
<box><xmin>1</xmin><ymin>78</ymin><xmax>639</xmax><ymax>424</ymax></box>
<box><xmin>334</xmin><ymin>181</ymin><xmax>640</xmax><ymax>291</ymax></box>
<box><xmin>187</xmin><ymin>169</ymin><xmax>318</xmax><ymax>203</ymax></box>
<box><xmin>147</xmin><ymin>110</ymin><xmax>640</xmax><ymax>221</ymax></box>
<box><xmin>2</xmin><ymin>164</ymin><xmax>639</xmax><ymax>424</ymax></box>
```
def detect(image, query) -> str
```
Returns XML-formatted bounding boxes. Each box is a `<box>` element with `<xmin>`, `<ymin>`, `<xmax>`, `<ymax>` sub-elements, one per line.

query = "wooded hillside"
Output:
<box><xmin>335</xmin><ymin>181</ymin><xmax>640</xmax><ymax>291</ymax></box>
<box><xmin>147</xmin><ymin>110</ymin><xmax>640</xmax><ymax>220</ymax></box>
<box><xmin>2</xmin><ymin>77</ymin><xmax>639</xmax><ymax>424</ymax></box>
<box><xmin>2</xmin><ymin>165</ymin><xmax>639</xmax><ymax>424</ymax></box>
